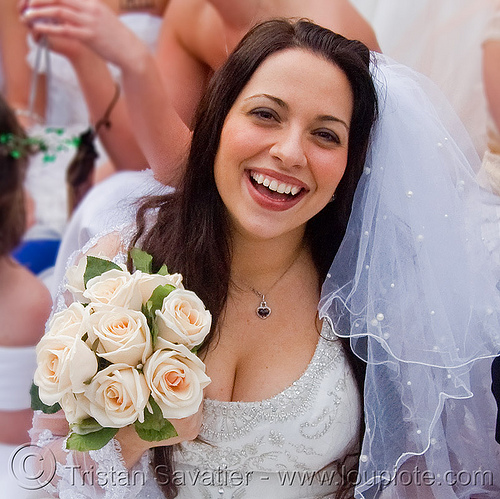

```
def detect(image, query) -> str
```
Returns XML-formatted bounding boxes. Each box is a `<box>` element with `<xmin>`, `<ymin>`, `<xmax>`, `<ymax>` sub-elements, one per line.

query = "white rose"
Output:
<box><xmin>83</xmin><ymin>269</ymin><xmax>142</xmax><ymax>310</ymax></box>
<box><xmin>135</xmin><ymin>271</ymin><xmax>184</xmax><ymax>304</ymax></box>
<box><xmin>143</xmin><ymin>339</ymin><xmax>211</xmax><ymax>419</ymax></box>
<box><xmin>86</xmin><ymin>364</ymin><xmax>150</xmax><ymax>428</ymax></box>
<box><xmin>34</xmin><ymin>334</ymin><xmax>98</xmax><ymax>406</ymax></box>
<box><xmin>59</xmin><ymin>392</ymin><xmax>91</xmax><ymax>426</ymax></box>
<box><xmin>156</xmin><ymin>289</ymin><xmax>211</xmax><ymax>348</ymax></box>
<box><xmin>65</xmin><ymin>257</ymin><xmax>88</xmax><ymax>302</ymax></box>
<box><xmin>46</xmin><ymin>302</ymin><xmax>88</xmax><ymax>338</ymax></box>
<box><xmin>88</xmin><ymin>306</ymin><xmax>152</xmax><ymax>366</ymax></box>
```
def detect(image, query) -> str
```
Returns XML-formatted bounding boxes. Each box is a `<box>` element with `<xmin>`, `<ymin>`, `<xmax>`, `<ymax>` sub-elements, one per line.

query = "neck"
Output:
<box><xmin>230</xmin><ymin>229</ymin><xmax>308</xmax><ymax>294</ymax></box>
<box><xmin>0</xmin><ymin>255</ymin><xmax>18</xmax><ymax>277</ymax></box>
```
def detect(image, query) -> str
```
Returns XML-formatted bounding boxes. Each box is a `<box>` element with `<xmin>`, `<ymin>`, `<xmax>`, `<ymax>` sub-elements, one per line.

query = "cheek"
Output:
<box><xmin>214</xmin><ymin>124</ymin><xmax>267</xmax><ymax>190</ymax></box>
<box><xmin>217</xmin><ymin>120</ymin><xmax>269</xmax><ymax>165</ymax></box>
<box><xmin>311</xmin><ymin>150</ymin><xmax>349</xmax><ymax>196</ymax></box>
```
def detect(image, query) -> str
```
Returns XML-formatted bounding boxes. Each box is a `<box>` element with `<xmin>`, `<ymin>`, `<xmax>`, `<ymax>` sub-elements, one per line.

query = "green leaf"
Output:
<box><xmin>66</xmin><ymin>427</ymin><xmax>118</xmax><ymax>452</ymax></box>
<box><xmin>158</xmin><ymin>264</ymin><xmax>169</xmax><ymax>276</ymax></box>
<box><xmin>135</xmin><ymin>398</ymin><xmax>178</xmax><ymax>442</ymax></box>
<box><xmin>130</xmin><ymin>248</ymin><xmax>153</xmax><ymax>274</ymax></box>
<box><xmin>30</xmin><ymin>383</ymin><xmax>61</xmax><ymax>414</ymax></box>
<box><xmin>148</xmin><ymin>284</ymin><xmax>175</xmax><ymax>312</ymax></box>
<box><xmin>143</xmin><ymin>284</ymin><xmax>175</xmax><ymax>347</ymax></box>
<box><xmin>70</xmin><ymin>417</ymin><xmax>103</xmax><ymax>435</ymax></box>
<box><xmin>150</xmin><ymin>320</ymin><xmax>159</xmax><ymax>348</ymax></box>
<box><xmin>83</xmin><ymin>256</ymin><xmax>121</xmax><ymax>287</ymax></box>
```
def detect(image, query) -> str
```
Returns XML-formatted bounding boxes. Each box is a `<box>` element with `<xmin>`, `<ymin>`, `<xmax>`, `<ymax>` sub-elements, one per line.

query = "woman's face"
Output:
<box><xmin>214</xmin><ymin>48</ymin><xmax>354</xmax><ymax>242</ymax></box>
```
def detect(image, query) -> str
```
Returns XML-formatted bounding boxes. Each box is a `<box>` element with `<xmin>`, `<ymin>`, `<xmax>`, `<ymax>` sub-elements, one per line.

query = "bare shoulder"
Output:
<box><xmin>86</xmin><ymin>231</ymin><xmax>127</xmax><ymax>261</ymax></box>
<box><xmin>483</xmin><ymin>39</ymin><xmax>500</xmax><ymax>129</ymax></box>
<box><xmin>163</xmin><ymin>0</ymin><xmax>228</xmax><ymax>69</ymax></box>
<box><xmin>0</xmin><ymin>264</ymin><xmax>52</xmax><ymax>347</ymax></box>
<box><xmin>262</xmin><ymin>0</ymin><xmax>380</xmax><ymax>52</ymax></box>
<box><xmin>333</xmin><ymin>0</ymin><xmax>380</xmax><ymax>51</ymax></box>
<box><xmin>154</xmin><ymin>0</ymin><xmax>225</xmax><ymax>123</ymax></box>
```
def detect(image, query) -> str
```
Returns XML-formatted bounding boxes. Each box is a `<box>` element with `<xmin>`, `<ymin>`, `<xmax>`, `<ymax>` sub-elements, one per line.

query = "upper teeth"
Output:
<box><xmin>251</xmin><ymin>172</ymin><xmax>301</xmax><ymax>196</ymax></box>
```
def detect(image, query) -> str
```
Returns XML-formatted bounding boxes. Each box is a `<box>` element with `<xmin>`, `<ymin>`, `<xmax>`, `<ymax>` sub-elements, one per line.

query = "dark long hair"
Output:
<box><xmin>0</xmin><ymin>95</ymin><xmax>29</xmax><ymax>257</ymax></box>
<box><xmin>131</xmin><ymin>19</ymin><xmax>378</xmax><ymax>498</ymax></box>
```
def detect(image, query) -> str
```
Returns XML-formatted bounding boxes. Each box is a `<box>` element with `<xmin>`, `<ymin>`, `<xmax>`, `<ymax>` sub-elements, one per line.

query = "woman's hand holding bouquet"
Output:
<box><xmin>31</xmin><ymin>249</ymin><xmax>211</xmax><ymax>454</ymax></box>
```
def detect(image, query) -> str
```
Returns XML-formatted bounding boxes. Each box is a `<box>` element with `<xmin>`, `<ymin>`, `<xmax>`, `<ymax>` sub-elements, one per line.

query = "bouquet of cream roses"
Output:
<box><xmin>31</xmin><ymin>249</ymin><xmax>211</xmax><ymax>452</ymax></box>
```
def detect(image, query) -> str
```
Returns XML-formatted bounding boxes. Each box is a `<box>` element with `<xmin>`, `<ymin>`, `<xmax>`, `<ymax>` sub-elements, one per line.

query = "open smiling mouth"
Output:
<box><xmin>248</xmin><ymin>171</ymin><xmax>306</xmax><ymax>202</ymax></box>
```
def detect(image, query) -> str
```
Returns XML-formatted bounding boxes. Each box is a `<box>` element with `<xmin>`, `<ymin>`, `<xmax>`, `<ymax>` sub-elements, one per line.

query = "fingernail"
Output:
<box><xmin>21</xmin><ymin>7</ymin><xmax>33</xmax><ymax>19</ymax></box>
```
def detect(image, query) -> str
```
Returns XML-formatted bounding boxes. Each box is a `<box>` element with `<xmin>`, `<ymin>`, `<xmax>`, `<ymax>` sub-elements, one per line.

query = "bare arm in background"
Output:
<box><xmin>22</xmin><ymin>0</ymin><xmax>380</xmax><ymax>185</ymax></box>
<box><xmin>483</xmin><ymin>38</ymin><xmax>500</xmax><ymax>137</ymax></box>
<box><xmin>0</xmin><ymin>0</ymin><xmax>46</xmax><ymax>127</ymax></box>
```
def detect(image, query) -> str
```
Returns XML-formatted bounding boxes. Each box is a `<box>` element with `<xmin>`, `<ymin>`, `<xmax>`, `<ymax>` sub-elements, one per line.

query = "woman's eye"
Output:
<box><xmin>250</xmin><ymin>108</ymin><xmax>278</xmax><ymax>121</ymax></box>
<box><xmin>314</xmin><ymin>129</ymin><xmax>340</xmax><ymax>144</ymax></box>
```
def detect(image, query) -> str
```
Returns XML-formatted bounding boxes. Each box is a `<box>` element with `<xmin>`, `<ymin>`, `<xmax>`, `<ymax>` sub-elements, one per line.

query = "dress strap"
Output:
<box><xmin>0</xmin><ymin>346</ymin><xmax>36</xmax><ymax>410</ymax></box>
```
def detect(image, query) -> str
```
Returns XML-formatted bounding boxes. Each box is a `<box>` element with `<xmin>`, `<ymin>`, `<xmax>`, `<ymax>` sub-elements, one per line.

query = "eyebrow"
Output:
<box><xmin>245</xmin><ymin>93</ymin><xmax>350</xmax><ymax>131</ymax></box>
<box><xmin>245</xmin><ymin>93</ymin><xmax>288</xmax><ymax>108</ymax></box>
<box><xmin>318</xmin><ymin>114</ymin><xmax>350</xmax><ymax>132</ymax></box>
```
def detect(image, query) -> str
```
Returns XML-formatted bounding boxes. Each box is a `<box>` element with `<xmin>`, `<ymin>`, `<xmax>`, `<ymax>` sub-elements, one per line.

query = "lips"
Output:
<box><xmin>245</xmin><ymin>169</ymin><xmax>307</xmax><ymax>210</ymax></box>
<box><xmin>250</xmin><ymin>171</ymin><xmax>303</xmax><ymax>196</ymax></box>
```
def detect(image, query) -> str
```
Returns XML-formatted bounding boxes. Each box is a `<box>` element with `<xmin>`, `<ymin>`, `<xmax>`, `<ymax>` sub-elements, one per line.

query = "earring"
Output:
<box><xmin>329</xmin><ymin>193</ymin><xmax>336</xmax><ymax>203</ymax></box>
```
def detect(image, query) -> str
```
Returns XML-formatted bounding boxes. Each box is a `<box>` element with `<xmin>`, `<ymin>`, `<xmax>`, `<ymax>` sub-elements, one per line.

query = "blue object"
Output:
<box><xmin>12</xmin><ymin>239</ymin><xmax>61</xmax><ymax>275</ymax></box>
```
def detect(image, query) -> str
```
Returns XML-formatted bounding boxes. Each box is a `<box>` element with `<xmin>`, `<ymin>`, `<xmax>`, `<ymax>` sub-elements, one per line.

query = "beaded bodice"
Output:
<box><xmin>171</xmin><ymin>321</ymin><xmax>361</xmax><ymax>497</ymax></box>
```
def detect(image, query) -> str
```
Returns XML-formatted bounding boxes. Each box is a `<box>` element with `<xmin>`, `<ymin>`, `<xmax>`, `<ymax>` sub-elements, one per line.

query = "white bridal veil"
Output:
<box><xmin>320</xmin><ymin>53</ymin><xmax>500</xmax><ymax>498</ymax></box>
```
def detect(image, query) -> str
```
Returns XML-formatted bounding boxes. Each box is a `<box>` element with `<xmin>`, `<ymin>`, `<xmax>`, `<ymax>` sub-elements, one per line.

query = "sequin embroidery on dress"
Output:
<box><xmin>172</xmin><ymin>321</ymin><xmax>362</xmax><ymax>498</ymax></box>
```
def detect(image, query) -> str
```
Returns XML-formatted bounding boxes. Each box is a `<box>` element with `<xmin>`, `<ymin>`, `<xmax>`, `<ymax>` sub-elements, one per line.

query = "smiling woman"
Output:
<box><xmin>214</xmin><ymin>48</ymin><xmax>353</xmax><ymax>242</ymax></box>
<box><xmin>30</xmin><ymin>17</ymin><xmax>500</xmax><ymax>499</ymax></box>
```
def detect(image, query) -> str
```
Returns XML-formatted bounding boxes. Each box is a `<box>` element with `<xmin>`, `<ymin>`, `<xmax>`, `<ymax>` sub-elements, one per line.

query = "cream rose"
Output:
<box><xmin>83</xmin><ymin>269</ymin><xmax>142</xmax><ymax>310</ymax></box>
<box><xmin>143</xmin><ymin>339</ymin><xmax>211</xmax><ymax>419</ymax></box>
<box><xmin>156</xmin><ymin>289</ymin><xmax>211</xmax><ymax>348</ymax></box>
<box><xmin>85</xmin><ymin>364</ymin><xmax>150</xmax><ymax>428</ymax></box>
<box><xmin>34</xmin><ymin>335</ymin><xmax>98</xmax><ymax>406</ymax></box>
<box><xmin>59</xmin><ymin>392</ymin><xmax>91</xmax><ymax>426</ymax></box>
<box><xmin>65</xmin><ymin>257</ymin><xmax>88</xmax><ymax>302</ymax></box>
<box><xmin>46</xmin><ymin>302</ymin><xmax>88</xmax><ymax>338</ymax></box>
<box><xmin>135</xmin><ymin>271</ymin><xmax>184</xmax><ymax>304</ymax></box>
<box><xmin>88</xmin><ymin>306</ymin><xmax>152</xmax><ymax>366</ymax></box>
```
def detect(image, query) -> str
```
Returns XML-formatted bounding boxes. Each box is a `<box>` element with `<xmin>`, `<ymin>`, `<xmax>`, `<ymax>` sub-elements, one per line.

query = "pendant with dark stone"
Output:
<box><xmin>256</xmin><ymin>299</ymin><xmax>271</xmax><ymax>319</ymax></box>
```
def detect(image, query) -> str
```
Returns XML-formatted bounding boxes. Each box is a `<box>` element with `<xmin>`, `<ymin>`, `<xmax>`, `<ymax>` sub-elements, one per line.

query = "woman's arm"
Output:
<box><xmin>21</xmin><ymin>0</ymin><xmax>152</xmax><ymax>173</ymax></box>
<box><xmin>483</xmin><ymin>39</ymin><xmax>500</xmax><ymax>135</ymax></box>
<box><xmin>68</xmin><ymin>48</ymin><xmax>150</xmax><ymax>173</ymax></box>
<box><xmin>29</xmin><ymin>405</ymin><xmax>203</xmax><ymax>498</ymax></box>
<box><xmin>114</xmin><ymin>406</ymin><xmax>203</xmax><ymax>468</ymax></box>
<box><xmin>22</xmin><ymin>0</ymin><xmax>193</xmax><ymax>184</ymax></box>
<box><xmin>0</xmin><ymin>0</ymin><xmax>46</xmax><ymax>126</ymax></box>
<box><xmin>0</xmin><ymin>268</ymin><xmax>52</xmax><ymax>444</ymax></box>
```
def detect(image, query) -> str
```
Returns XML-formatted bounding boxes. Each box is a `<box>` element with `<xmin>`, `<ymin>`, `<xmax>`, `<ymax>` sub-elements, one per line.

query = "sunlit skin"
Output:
<box><xmin>214</xmin><ymin>48</ymin><xmax>354</xmax><ymax>245</ymax></box>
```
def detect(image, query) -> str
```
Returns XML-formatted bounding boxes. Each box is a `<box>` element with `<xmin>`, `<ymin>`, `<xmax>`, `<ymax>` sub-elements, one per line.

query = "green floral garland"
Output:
<box><xmin>0</xmin><ymin>128</ymin><xmax>80</xmax><ymax>163</ymax></box>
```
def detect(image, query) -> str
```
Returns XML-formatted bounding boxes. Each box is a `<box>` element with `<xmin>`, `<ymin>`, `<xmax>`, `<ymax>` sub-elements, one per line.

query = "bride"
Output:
<box><xmin>31</xmin><ymin>19</ymin><xmax>500</xmax><ymax>498</ymax></box>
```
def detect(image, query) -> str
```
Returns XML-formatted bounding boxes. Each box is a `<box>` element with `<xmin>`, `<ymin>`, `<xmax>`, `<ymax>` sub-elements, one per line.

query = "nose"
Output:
<box><xmin>269</xmin><ymin>126</ymin><xmax>307</xmax><ymax>169</ymax></box>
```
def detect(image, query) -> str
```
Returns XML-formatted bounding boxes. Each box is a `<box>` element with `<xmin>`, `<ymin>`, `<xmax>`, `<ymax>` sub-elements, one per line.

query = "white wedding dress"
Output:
<box><xmin>0</xmin><ymin>347</ymin><xmax>45</xmax><ymax>499</ymax></box>
<box><xmin>31</xmin><ymin>321</ymin><xmax>361</xmax><ymax>499</ymax></box>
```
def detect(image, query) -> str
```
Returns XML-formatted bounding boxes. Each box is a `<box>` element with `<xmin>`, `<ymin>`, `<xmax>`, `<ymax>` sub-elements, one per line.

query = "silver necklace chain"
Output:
<box><xmin>234</xmin><ymin>248</ymin><xmax>303</xmax><ymax>320</ymax></box>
